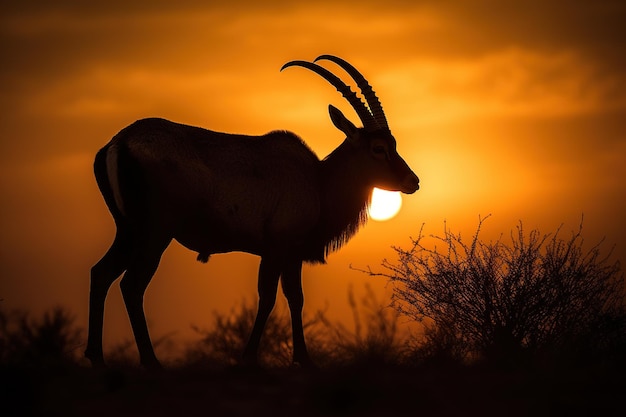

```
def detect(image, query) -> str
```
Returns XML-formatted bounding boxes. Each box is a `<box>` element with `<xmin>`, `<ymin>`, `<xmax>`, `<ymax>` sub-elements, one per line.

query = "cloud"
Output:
<box><xmin>383</xmin><ymin>48</ymin><xmax>626</xmax><ymax>128</ymax></box>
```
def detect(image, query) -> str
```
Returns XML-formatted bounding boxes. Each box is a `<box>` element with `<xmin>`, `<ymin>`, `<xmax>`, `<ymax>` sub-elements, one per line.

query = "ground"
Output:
<box><xmin>2</xmin><ymin>364</ymin><xmax>624</xmax><ymax>417</ymax></box>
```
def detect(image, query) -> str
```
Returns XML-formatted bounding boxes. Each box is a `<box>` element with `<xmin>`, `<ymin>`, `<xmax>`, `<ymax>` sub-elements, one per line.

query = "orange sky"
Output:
<box><xmin>1</xmin><ymin>1</ymin><xmax>625</xmax><ymax>351</ymax></box>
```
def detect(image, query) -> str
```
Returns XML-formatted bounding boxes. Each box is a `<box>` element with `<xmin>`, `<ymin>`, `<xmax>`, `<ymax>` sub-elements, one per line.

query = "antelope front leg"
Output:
<box><xmin>281</xmin><ymin>260</ymin><xmax>313</xmax><ymax>368</ymax></box>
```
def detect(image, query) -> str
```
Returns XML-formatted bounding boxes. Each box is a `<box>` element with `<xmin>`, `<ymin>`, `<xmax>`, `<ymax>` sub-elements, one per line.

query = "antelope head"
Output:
<box><xmin>281</xmin><ymin>55</ymin><xmax>420</xmax><ymax>195</ymax></box>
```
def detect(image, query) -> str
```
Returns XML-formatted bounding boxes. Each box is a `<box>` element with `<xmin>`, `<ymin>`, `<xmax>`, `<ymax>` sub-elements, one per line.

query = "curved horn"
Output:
<box><xmin>281</xmin><ymin>60</ymin><xmax>378</xmax><ymax>131</ymax></box>
<box><xmin>315</xmin><ymin>55</ymin><xmax>389</xmax><ymax>131</ymax></box>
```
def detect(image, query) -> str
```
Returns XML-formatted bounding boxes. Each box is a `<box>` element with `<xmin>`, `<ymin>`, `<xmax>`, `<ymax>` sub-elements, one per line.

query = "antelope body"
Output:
<box><xmin>86</xmin><ymin>55</ymin><xmax>419</xmax><ymax>368</ymax></box>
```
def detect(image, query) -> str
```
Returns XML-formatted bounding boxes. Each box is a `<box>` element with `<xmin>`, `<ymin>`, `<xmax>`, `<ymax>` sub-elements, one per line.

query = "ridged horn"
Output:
<box><xmin>314</xmin><ymin>55</ymin><xmax>389</xmax><ymax>131</ymax></box>
<box><xmin>281</xmin><ymin>60</ymin><xmax>379</xmax><ymax>131</ymax></box>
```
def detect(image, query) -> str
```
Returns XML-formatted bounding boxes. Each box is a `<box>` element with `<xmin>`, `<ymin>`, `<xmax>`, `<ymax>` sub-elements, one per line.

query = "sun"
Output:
<box><xmin>368</xmin><ymin>188</ymin><xmax>403</xmax><ymax>221</ymax></box>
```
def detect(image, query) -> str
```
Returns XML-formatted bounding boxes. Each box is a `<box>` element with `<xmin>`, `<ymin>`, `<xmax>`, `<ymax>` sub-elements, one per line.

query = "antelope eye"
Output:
<box><xmin>372</xmin><ymin>145</ymin><xmax>386</xmax><ymax>155</ymax></box>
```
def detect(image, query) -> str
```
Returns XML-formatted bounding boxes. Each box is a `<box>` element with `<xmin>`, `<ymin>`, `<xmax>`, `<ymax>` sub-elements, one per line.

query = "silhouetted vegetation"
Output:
<box><xmin>2</xmin><ymin>218</ymin><xmax>623</xmax><ymax>376</ymax></box>
<box><xmin>379</xmin><ymin>216</ymin><xmax>626</xmax><ymax>369</ymax></box>
<box><xmin>182</xmin><ymin>286</ymin><xmax>404</xmax><ymax>369</ymax></box>
<box><xmin>1</xmin><ymin>218</ymin><xmax>624</xmax><ymax>415</ymax></box>
<box><xmin>184</xmin><ymin>298</ymin><xmax>310</xmax><ymax>369</ymax></box>
<box><xmin>2</xmin><ymin>218</ymin><xmax>623</xmax><ymax>375</ymax></box>
<box><xmin>316</xmin><ymin>285</ymin><xmax>406</xmax><ymax>367</ymax></box>
<box><xmin>0</xmin><ymin>306</ymin><xmax>82</xmax><ymax>368</ymax></box>
<box><xmin>1</xmin><ymin>247</ymin><xmax>624</xmax><ymax>417</ymax></box>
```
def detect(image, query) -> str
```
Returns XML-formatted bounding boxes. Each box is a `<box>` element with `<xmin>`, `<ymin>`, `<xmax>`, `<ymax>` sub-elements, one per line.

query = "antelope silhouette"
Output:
<box><xmin>86</xmin><ymin>55</ymin><xmax>419</xmax><ymax>369</ymax></box>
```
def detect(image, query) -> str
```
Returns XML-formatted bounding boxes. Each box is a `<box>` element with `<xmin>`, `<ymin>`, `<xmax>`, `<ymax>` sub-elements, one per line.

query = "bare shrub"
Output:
<box><xmin>379</xmin><ymin>216</ymin><xmax>625</xmax><ymax>367</ymax></box>
<box><xmin>0</xmin><ymin>306</ymin><xmax>83</xmax><ymax>367</ymax></box>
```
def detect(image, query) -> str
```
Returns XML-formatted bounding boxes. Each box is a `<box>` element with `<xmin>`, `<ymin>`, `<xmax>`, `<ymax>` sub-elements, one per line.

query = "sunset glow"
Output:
<box><xmin>1</xmin><ymin>1</ymin><xmax>625</xmax><ymax>350</ymax></box>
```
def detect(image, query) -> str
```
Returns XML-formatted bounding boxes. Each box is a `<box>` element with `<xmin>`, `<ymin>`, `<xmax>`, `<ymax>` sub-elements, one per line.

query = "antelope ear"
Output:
<box><xmin>329</xmin><ymin>105</ymin><xmax>358</xmax><ymax>143</ymax></box>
